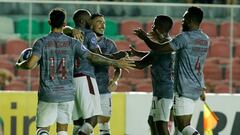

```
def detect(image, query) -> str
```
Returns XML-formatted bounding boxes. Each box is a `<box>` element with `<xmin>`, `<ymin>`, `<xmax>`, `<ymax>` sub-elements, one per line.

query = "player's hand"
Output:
<box><xmin>200</xmin><ymin>90</ymin><xmax>206</xmax><ymax>101</ymax></box>
<box><xmin>15</xmin><ymin>61</ymin><xmax>22</xmax><ymax>69</ymax></box>
<box><xmin>115</xmin><ymin>58</ymin><xmax>135</xmax><ymax>72</ymax></box>
<box><xmin>134</xmin><ymin>28</ymin><xmax>148</xmax><ymax>40</ymax></box>
<box><xmin>114</xmin><ymin>51</ymin><xmax>130</xmax><ymax>59</ymax></box>
<box><xmin>15</xmin><ymin>63</ymin><xmax>20</xmax><ymax>69</ymax></box>
<box><xmin>72</xmin><ymin>28</ymin><xmax>84</xmax><ymax>43</ymax></box>
<box><xmin>129</xmin><ymin>46</ymin><xmax>138</xmax><ymax>56</ymax></box>
<box><xmin>108</xmin><ymin>80</ymin><xmax>118</xmax><ymax>92</ymax></box>
<box><xmin>120</xmin><ymin>52</ymin><xmax>130</xmax><ymax>60</ymax></box>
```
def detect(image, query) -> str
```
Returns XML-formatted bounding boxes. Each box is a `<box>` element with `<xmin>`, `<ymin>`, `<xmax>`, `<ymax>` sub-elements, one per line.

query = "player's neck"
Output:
<box><xmin>97</xmin><ymin>35</ymin><xmax>103</xmax><ymax>41</ymax></box>
<box><xmin>189</xmin><ymin>25</ymin><xmax>199</xmax><ymax>31</ymax></box>
<box><xmin>51</xmin><ymin>28</ymin><xmax>63</xmax><ymax>33</ymax></box>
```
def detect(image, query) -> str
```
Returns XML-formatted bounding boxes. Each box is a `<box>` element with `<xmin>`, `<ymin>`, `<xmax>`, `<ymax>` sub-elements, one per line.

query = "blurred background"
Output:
<box><xmin>0</xmin><ymin>0</ymin><xmax>240</xmax><ymax>135</ymax></box>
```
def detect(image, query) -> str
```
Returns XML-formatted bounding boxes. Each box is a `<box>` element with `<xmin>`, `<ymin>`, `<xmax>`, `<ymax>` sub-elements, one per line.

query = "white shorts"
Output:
<box><xmin>149</xmin><ymin>96</ymin><xmax>173</xmax><ymax>122</ymax></box>
<box><xmin>173</xmin><ymin>93</ymin><xmax>197</xmax><ymax>116</ymax></box>
<box><xmin>72</xmin><ymin>76</ymin><xmax>102</xmax><ymax>120</ymax></box>
<box><xmin>100</xmin><ymin>93</ymin><xmax>112</xmax><ymax>117</ymax></box>
<box><xmin>36</xmin><ymin>100</ymin><xmax>74</xmax><ymax>127</ymax></box>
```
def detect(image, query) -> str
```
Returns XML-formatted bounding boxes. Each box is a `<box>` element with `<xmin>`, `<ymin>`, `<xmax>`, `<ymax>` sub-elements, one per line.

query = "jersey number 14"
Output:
<box><xmin>49</xmin><ymin>57</ymin><xmax>67</xmax><ymax>80</ymax></box>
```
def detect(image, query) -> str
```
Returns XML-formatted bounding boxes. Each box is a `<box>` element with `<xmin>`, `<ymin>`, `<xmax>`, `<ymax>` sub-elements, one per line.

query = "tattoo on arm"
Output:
<box><xmin>88</xmin><ymin>52</ymin><xmax>116</xmax><ymax>66</ymax></box>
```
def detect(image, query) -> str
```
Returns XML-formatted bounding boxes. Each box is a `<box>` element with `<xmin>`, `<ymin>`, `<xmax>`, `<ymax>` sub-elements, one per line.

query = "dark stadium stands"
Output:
<box><xmin>170</xmin><ymin>20</ymin><xmax>181</xmax><ymax>36</ymax></box>
<box><xmin>200</xmin><ymin>21</ymin><xmax>218</xmax><ymax>37</ymax></box>
<box><xmin>234</xmin><ymin>42</ymin><xmax>240</xmax><ymax>57</ymax></box>
<box><xmin>5</xmin><ymin>38</ymin><xmax>28</xmax><ymax>55</ymax></box>
<box><xmin>208</xmin><ymin>40</ymin><xmax>230</xmax><ymax>58</ymax></box>
<box><xmin>204</xmin><ymin>62</ymin><xmax>223</xmax><ymax>80</ymax></box>
<box><xmin>115</xmin><ymin>40</ymin><xmax>130</xmax><ymax>50</ymax></box>
<box><xmin>4</xmin><ymin>79</ymin><xmax>27</xmax><ymax>91</ymax></box>
<box><xmin>145</xmin><ymin>20</ymin><xmax>153</xmax><ymax>33</ymax></box>
<box><xmin>219</xmin><ymin>22</ymin><xmax>240</xmax><ymax>38</ymax></box>
<box><xmin>120</xmin><ymin>19</ymin><xmax>143</xmax><ymax>36</ymax></box>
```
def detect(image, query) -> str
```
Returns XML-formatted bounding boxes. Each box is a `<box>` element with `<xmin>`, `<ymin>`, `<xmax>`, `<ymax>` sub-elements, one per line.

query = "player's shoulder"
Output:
<box><xmin>199</xmin><ymin>30</ymin><xmax>210</xmax><ymax>40</ymax></box>
<box><xmin>84</xmin><ymin>29</ymin><xmax>96</xmax><ymax>37</ymax></box>
<box><xmin>102</xmin><ymin>37</ymin><xmax>116</xmax><ymax>45</ymax></box>
<box><xmin>104</xmin><ymin>36</ymin><xmax>115</xmax><ymax>42</ymax></box>
<box><xmin>172</xmin><ymin>32</ymin><xmax>185</xmax><ymax>43</ymax></box>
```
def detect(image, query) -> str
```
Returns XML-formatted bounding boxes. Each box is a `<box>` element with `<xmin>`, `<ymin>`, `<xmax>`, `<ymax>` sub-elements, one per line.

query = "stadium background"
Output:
<box><xmin>0</xmin><ymin>0</ymin><xmax>240</xmax><ymax>134</ymax></box>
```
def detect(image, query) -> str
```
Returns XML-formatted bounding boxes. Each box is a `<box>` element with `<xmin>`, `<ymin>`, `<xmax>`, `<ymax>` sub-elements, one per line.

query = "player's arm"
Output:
<box><xmin>129</xmin><ymin>46</ymin><xmax>148</xmax><ymax>57</ymax></box>
<box><xmin>16</xmin><ymin>55</ymin><xmax>40</xmax><ymax>70</ymax></box>
<box><xmin>63</xmin><ymin>26</ymin><xmax>84</xmax><ymax>43</ymax></box>
<box><xmin>90</xmin><ymin>46</ymin><xmax>102</xmax><ymax>54</ymax></box>
<box><xmin>100</xmin><ymin>51</ymin><xmax>130</xmax><ymax>60</ymax></box>
<box><xmin>86</xmin><ymin>51</ymin><xmax>134</xmax><ymax>71</ymax></box>
<box><xmin>134</xmin><ymin>53</ymin><xmax>153</xmax><ymax>69</ymax></box>
<box><xmin>108</xmin><ymin>67</ymin><xmax>122</xmax><ymax>92</ymax></box>
<box><xmin>134</xmin><ymin>28</ymin><xmax>173</xmax><ymax>53</ymax></box>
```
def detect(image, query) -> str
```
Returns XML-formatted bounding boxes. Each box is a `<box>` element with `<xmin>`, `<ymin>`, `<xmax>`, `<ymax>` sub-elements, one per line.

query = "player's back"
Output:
<box><xmin>33</xmin><ymin>32</ymin><xmax>87</xmax><ymax>102</ymax></box>
<box><xmin>94</xmin><ymin>37</ymin><xmax>117</xmax><ymax>94</ymax></box>
<box><xmin>74</xmin><ymin>28</ymin><xmax>98</xmax><ymax>78</ymax></box>
<box><xmin>173</xmin><ymin>29</ymin><xmax>210</xmax><ymax>100</ymax></box>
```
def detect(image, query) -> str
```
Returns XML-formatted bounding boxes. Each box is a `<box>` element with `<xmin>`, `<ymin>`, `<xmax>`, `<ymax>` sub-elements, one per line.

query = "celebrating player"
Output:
<box><xmin>69</xmin><ymin>9</ymin><xmax>102</xmax><ymax>135</ymax></box>
<box><xmin>134</xmin><ymin>6</ymin><xmax>209</xmax><ymax>135</ymax></box>
<box><xmin>132</xmin><ymin>15</ymin><xmax>174</xmax><ymax>135</ymax></box>
<box><xmin>90</xmin><ymin>13</ymin><xmax>122</xmax><ymax>135</ymax></box>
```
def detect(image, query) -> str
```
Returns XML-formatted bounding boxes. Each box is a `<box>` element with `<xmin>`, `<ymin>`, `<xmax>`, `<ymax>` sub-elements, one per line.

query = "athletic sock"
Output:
<box><xmin>36</xmin><ymin>129</ymin><xmax>49</xmax><ymax>135</ymax></box>
<box><xmin>182</xmin><ymin>125</ymin><xmax>200</xmax><ymax>135</ymax></box>
<box><xmin>57</xmin><ymin>131</ymin><xmax>68</xmax><ymax>135</ymax></box>
<box><xmin>79</xmin><ymin>122</ymin><xmax>93</xmax><ymax>135</ymax></box>
<box><xmin>73</xmin><ymin>125</ymin><xmax>81</xmax><ymax>135</ymax></box>
<box><xmin>99</xmin><ymin>122</ymin><xmax>110</xmax><ymax>135</ymax></box>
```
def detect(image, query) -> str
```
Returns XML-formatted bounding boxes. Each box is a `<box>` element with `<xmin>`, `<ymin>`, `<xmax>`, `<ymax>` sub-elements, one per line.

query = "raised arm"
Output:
<box><xmin>134</xmin><ymin>28</ymin><xmax>173</xmax><ymax>53</ymax></box>
<box><xmin>129</xmin><ymin>46</ymin><xmax>148</xmax><ymax>58</ymax></box>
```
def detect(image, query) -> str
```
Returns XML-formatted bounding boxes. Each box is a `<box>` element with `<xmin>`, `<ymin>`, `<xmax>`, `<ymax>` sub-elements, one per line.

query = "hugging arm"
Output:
<box><xmin>134</xmin><ymin>28</ymin><xmax>173</xmax><ymax>53</ymax></box>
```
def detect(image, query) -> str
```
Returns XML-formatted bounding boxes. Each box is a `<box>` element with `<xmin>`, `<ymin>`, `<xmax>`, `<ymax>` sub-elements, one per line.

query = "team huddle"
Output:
<box><xmin>16</xmin><ymin>6</ymin><xmax>210</xmax><ymax>135</ymax></box>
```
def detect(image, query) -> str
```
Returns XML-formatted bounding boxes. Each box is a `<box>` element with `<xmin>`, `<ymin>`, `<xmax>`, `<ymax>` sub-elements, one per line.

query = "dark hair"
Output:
<box><xmin>155</xmin><ymin>15</ymin><xmax>173</xmax><ymax>33</ymax></box>
<box><xmin>187</xmin><ymin>6</ymin><xmax>203</xmax><ymax>24</ymax></box>
<box><xmin>90</xmin><ymin>13</ymin><xmax>104</xmax><ymax>20</ymax></box>
<box><xmin>49</xmin><ymin>8</ymin><xmax>66</xmax><ymax>28</ymax></box>
<box><xmin>73</xmin><ymin>9</ymin><xmax>91</xmax><ymax>27</ymax></box>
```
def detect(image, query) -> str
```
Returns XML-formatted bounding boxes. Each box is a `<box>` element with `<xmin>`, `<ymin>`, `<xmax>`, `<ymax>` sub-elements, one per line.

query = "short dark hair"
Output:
<box><xmin>187</xmin><ymin>6</ymin><xmax>203</xmax><ymax>24</ymax></box>
<box><xmin>49</xmin><ymin>8</ymin><xmax>66</xmax><ymax>28</ymax></box>
<box><xmin>155</xmin><ymin>15</ymin><xmax>173</xmax><ymax>33</ymax></box>
<box><xmin>91</xmin><ymin>13</ymin><xmax>104</xmax><ymax>20</ymax></box>
<box><xmin>73</xmin><ymin>9</ymin><xmax>91</xmax><ymax>27</ymax></box>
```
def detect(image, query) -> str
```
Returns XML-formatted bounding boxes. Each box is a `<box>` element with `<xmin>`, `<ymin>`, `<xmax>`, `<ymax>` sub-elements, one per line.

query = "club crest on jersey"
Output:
<box><xmin>91</xmin><ymin>37</ymin><xmax>97</xmax><ymax>44</ymax></box>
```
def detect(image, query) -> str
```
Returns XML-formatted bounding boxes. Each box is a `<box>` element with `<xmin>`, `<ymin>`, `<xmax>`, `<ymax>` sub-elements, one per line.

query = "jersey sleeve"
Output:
<box><xmin>87</xmin><ymin>32</ymin><xmax>99</xmax><ymax>51</ymax></box>
<box><xmin>73</xmin><ymin>39</ymin><xmax>89</xmax><ymax>59</ymax></box>
<box><xmin>32</xmin><ymin>39</ymin><xmax>43</xmax><ymax>58</ymax></box>
<box><xmin>109</xmin><ymin>40</ymin><xmax>118</xmax><ymax>54</ymax></box>
<box><xmin>169</xmin><ymin>34</ymin><xmax>188</xmax><ymax>51</ymax></box>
